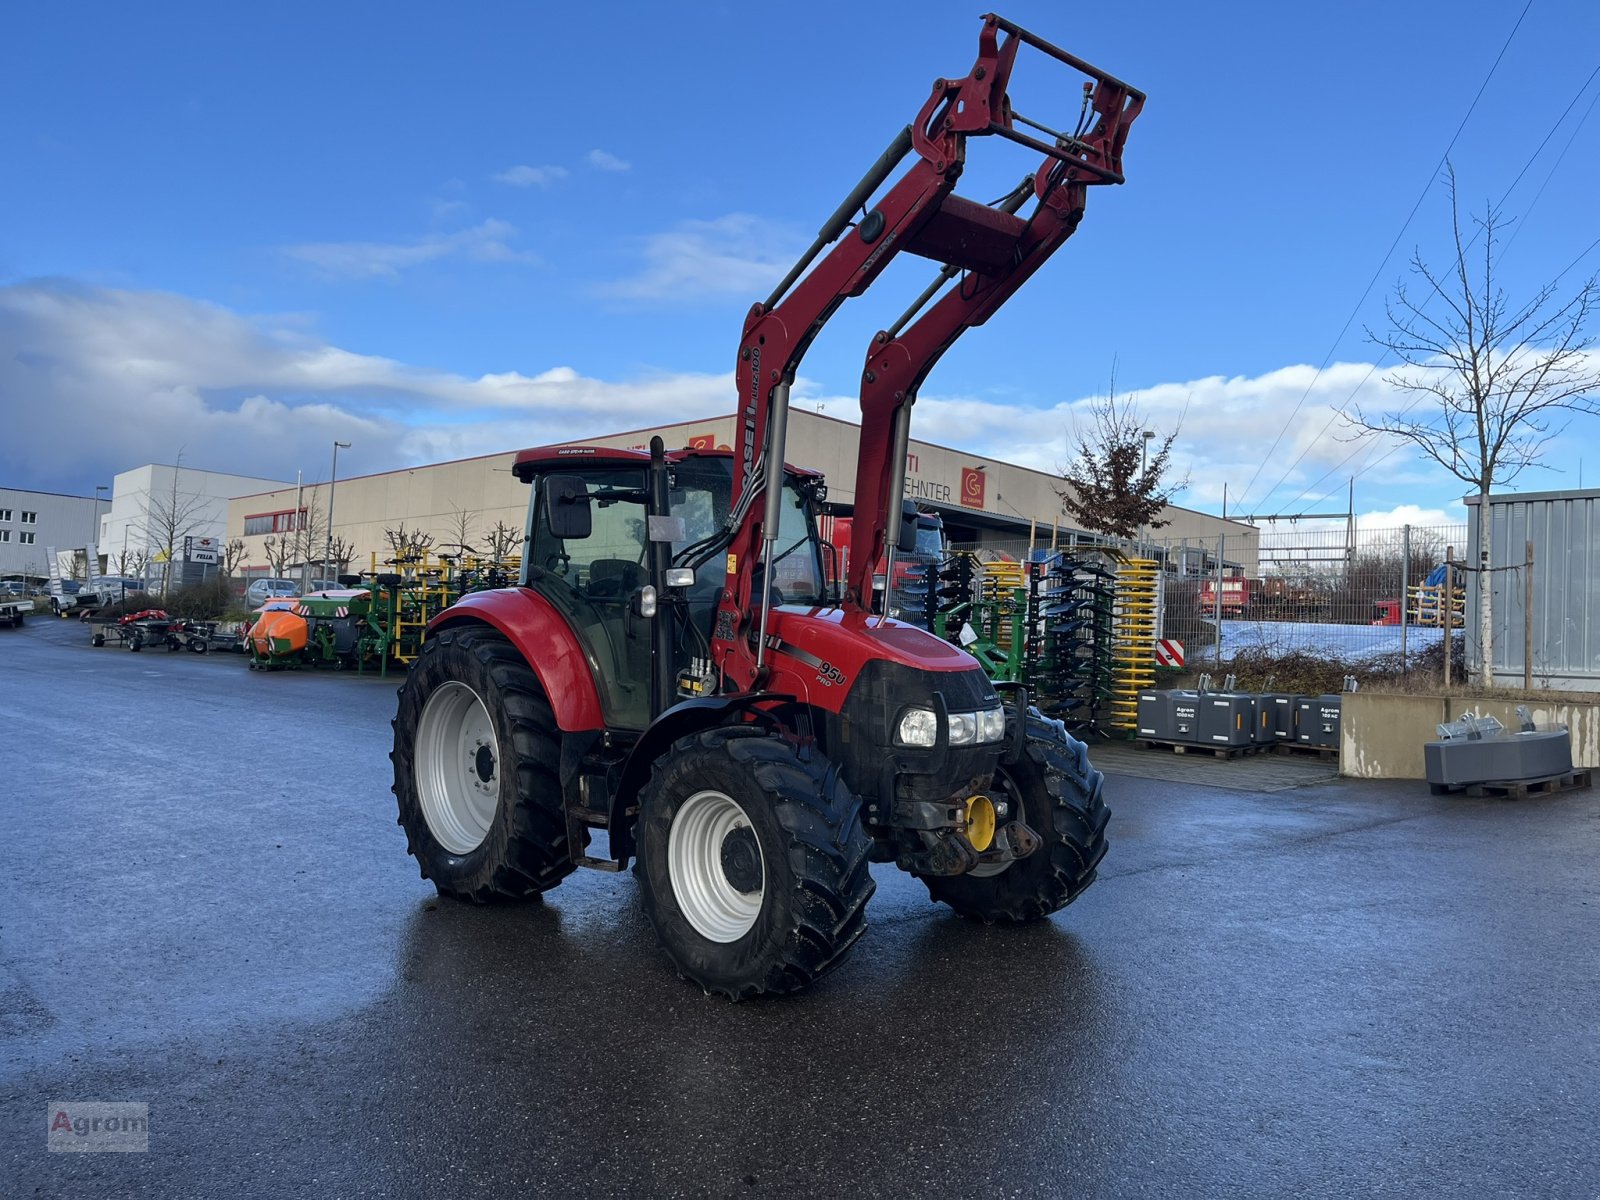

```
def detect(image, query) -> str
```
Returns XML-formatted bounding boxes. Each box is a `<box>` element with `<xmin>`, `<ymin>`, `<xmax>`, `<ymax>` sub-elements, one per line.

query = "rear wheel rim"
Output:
<box><xmin>416</xmin><ymin>681</ymin><xmax>499</xmax><ymax>855</ymax></box>
<box><xmin>668</xmin><ymin>790</ymin><xmax>765</xmax><ymax>943</ymax></box>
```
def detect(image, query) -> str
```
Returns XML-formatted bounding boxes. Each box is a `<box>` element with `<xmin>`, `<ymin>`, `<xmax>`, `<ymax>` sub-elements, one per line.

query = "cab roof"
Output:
<box><xmin>511</xmin><ymin>444</ymin><xmax>821</xmax><ymax>484</ymax></box>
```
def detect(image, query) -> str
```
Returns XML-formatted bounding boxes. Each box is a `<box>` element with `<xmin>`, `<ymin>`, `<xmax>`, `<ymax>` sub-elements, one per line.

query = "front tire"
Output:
<box><xmin>635</xmin><ymin>728</ymin><xmax>874</xmax><ymax>1000</ymax></box>
<box><xmin>391</xmin><ymin>626</ymin><xmax>580</xmax><ymax>902</ymax></box>
<box><xmin>921</xmin><ymin>715</ymin><xmax>1109</xmax><ymax>922</ymax></box>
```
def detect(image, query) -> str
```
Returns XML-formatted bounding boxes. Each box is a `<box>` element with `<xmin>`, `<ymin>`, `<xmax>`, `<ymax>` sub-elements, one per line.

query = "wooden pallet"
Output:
<box><xmin>1272</xmin><ymin>741</ymin><xmax>1339</xmax><ymax>762</ymax></box>
<box><xmin>1429</xmin><ymin>769</ymin><xmax>1592</xmax><ymax>800</ymax></box>
<box><xmin>1136</xmin><ymin>738</ymin><xmax>1262</xmax><ymax>760</ymax></box>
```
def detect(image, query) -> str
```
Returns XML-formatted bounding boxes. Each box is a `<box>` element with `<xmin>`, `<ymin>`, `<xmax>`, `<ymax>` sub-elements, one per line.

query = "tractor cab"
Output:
<box><xmin>513</xmin><ymin>444</ymin><xmax>827</xmax><ymax>731</ymax></box>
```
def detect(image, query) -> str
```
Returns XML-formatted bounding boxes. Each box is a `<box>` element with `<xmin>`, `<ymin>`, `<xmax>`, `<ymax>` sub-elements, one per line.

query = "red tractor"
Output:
<box><xmin>391</xmin><ymin>15</ymin><xmax>1142</xmax><ymax>998</ymax></box>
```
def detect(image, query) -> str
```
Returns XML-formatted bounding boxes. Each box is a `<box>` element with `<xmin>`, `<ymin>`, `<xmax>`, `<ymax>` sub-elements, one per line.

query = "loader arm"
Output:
<box><xmin>845</xmin><ymin>33</ymin><xmax>1144</xmax><ymax>611</ymax></box>
<box><xmin>707</xmin><ymin>13</ymin><xmax>1144</xmax><ymax>690</ymax></box>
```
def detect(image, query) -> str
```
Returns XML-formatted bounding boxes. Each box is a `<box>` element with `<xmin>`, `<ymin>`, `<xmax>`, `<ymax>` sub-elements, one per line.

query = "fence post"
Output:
<box><xmin>1524</xmin><ymin>539</ymin><xmax>1534</xmax><ymax>691</ymax></box>
<box><xmin>1444</xmin><ymin>545</ymin><xmax>1453</xmax><ymax>692</ymax></box>
<box><xmin>1214</xmin><ymin>532</ymin><xmax>1224</xmax><ymax>666</ymax></box>
<box><xmin>1400</xmin><ymin>524</ymin><xmax>1411</xmax><ymax>672</ymax></box>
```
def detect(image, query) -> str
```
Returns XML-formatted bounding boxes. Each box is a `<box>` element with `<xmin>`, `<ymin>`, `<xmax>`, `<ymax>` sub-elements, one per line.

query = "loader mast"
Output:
<box><xmin>707</xmin><ymin>13</ymin><xmax>1143</xmax><ymax>688</ymax></box>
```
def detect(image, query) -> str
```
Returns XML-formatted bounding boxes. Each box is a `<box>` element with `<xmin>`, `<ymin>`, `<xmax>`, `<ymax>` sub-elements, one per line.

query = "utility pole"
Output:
<box><xmin>325</xmin><ymin>441</ymin><xmax>351</xmax><ymax>586</ymax></box>
<box><xmin>294</xmin><ymin>470</ymin><xmax>304</xmax><ymax>591</ymax></box>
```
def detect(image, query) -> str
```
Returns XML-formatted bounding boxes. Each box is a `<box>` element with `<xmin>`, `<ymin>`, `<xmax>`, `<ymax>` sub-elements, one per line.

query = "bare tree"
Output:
<box><xmin>442</xmin><ymin>505</ymin><xmax>479</xmax><ymax>557</ymax></box>
<box><xmin>326</xmin><ymin>535</ymin><xmax>356</xmax><ymax>578</ymax></box>
<box><xmin>143</xmin><ymin>454</ymin><xmax>212</xmax><ymax>596</ymax></box>
<box><xmin>383</xmin><ymin>522</ymin><xmax>436</xmax><ymax>563</ymax></box>
<box><xmin>1057</xmin><ymin>378</ymin><xmax>1185</xmax><ymax>541</ymax></box>
<box><xmin>484</xmin><ymin>519</ymin><xmax>521</xmax><ymax>560</ymax></box>
<box><xmin>1354</xmin><ymin>168</ymin><xmax>1600</xmax><ymax>683</ymax></box>
<box><xmin>290</xmin><ymin>497</ymin><xmax>325</xmax><ymax>581</ymax></box>
<box><xmin>262</xmin><ymin>535</ymin><xmax>292</xmax><ymax>576</ymax></box>
<box><xmin>222</xmin><ymin>538</ymin><xmax>248</xmax><ymax>579</ymax></box>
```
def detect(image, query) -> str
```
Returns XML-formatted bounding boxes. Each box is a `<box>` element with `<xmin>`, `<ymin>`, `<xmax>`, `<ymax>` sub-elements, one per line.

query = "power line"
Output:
<box><xmin>1265</xmin><ymin>45</ymin><xmax>1600</xmax><ymax>512</ymax></box>
<box><xmin>1230</xmin><ymin>0</ymin><xmax>1535</xmax><ymax>516</ymax></box>
<box><xmin>1283</xmin><ymin>228</ymin><xmax>1600</xmax><ymax>511</ymax></box>
<box><xmin>1501</xmin><ymin>74</ymin><xmax>1600</xmax><ymax>262</ymax></box>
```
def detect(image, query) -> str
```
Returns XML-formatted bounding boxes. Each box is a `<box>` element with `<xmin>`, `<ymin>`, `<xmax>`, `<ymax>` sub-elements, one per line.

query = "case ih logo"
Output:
<box><xmin>687</xmin><ymin>432</ymin><xmax>729</xmax><ymax>451</ymax></box>
<box><xmin>959</xmin><ymin>467</ymin><xmax>986</xmax><ymax>509</ymax></box>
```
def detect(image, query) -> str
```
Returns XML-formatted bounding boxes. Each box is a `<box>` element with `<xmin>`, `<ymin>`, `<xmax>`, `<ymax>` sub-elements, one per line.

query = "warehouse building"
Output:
<box><xmin>96</xmin><ymin>463</ymin><xmax>291</xmax><ymax>584</ymax></box>
<box><xmin>225</xmin><ymin>410</ymin><xmax>1257</xmax><ymax>579</ymax></box>
<box><xmin>0</xmin><ymin>487</ymin><xmax>108</xmax><ymax>582</ymax></box>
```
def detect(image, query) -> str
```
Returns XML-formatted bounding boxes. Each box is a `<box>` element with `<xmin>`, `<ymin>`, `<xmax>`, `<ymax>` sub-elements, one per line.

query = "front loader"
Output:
<box><xmin>391</xmin><ymin>14</ymin><xmax>1143</xmax><ymax>998</ymax></box>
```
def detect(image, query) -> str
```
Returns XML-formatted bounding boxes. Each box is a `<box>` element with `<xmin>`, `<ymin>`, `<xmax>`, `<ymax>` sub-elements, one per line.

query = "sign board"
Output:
<box><xmin>1155</xmin><ymin>638</ymin><xmax>1185</xmax><ymax>668</ymax></box>
<box><xmin>185</xmin><ymin>536</ymin><xmax>219</xmax><ymax>564</ymax></box>
<box><xmin>959</xmin><ymin>467</ymin><xmax>987</xmax><ymax>509</ymax></box>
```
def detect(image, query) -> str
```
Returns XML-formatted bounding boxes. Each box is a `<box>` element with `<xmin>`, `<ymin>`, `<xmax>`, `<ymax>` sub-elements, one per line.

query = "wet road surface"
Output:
<box><xmin>3</xmin><ymin>615</ymin><xmax>1597</xmax><ymax>1197</ymax></box>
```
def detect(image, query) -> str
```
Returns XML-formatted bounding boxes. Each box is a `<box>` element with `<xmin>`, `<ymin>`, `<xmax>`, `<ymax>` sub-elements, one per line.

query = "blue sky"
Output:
<box><xmin>3</xmin><ymin>0</ymin><xmax>1598</xmax><ymax>530</ymax></box>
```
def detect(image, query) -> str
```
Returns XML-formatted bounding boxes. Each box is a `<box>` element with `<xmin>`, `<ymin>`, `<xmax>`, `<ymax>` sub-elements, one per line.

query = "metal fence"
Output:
<box><xmin>952</xmin><ymin>523</ymin><xmax>1473</xmax><ymax>672</ymax></box>
<box><xmin>1155</xmin><ymin>523</ymin><xmax>1469</xmax><ymax>668</ymax></box>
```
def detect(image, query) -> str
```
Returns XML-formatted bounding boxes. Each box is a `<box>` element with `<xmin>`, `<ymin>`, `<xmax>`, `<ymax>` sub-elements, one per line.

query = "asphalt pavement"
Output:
<box><xmin>3</xmin><ymin>614</ymin><xmax>1597</xmax><ymax>1198</ymax></box>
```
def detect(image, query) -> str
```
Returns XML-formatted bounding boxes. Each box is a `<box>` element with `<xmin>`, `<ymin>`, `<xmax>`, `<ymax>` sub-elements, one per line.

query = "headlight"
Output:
<box><xmin>978</xmin><ymin>705</ymin><xmax>1007</xmax><ymax>743</ymax></box>
<box><xmin>896</xmin><ymin>704</ymin><xmax>1008</xmax><ymax>748</ymax></box>
<box><xmin>897</xmin><ymin>707</ymin><xmax>938</xmax><ymax>747</ymax></box>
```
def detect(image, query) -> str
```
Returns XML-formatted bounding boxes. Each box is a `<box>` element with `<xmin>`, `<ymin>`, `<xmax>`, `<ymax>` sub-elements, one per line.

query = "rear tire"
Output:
<box><xmin>635</xmin><ymin>728</ymin><xmax>873</xmax><ymax>999</ymax></box>
<box><xmin>391</xmin><ymin>626</ymin><xmax>580</xmax><ymax>902</ymax></box>
<box><xmin>921</xmin><ymin>714</ymin><xmax>1109</xmax><ymax>922</ymax></box>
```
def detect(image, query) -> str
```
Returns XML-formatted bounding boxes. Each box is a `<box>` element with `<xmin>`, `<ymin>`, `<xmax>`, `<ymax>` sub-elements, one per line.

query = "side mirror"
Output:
<box><xmin>896</xmin><ymin>501</ymin><xmax>920</xmax><ymax>554</ymax></box>
<box><xmin>544</xmin><ymin>475</ymin><xmax>592</xmax><ymax>540</ymax></box>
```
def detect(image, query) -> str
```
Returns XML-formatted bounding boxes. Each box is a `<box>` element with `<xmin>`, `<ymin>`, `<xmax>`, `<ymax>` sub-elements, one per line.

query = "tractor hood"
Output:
<box><xmin>768</xmin><ymin>604</ymin><xmax>978</xmax><ymax>676</ymax></box>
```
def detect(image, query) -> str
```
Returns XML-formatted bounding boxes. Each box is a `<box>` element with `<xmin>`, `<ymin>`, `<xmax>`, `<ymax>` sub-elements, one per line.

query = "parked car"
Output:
<box><xmin>0</xmin><ymin>580</ymin><xmax>27</xmax><ymax>597</ymax></box>
<box><xmin>244</xmin><ymin>578</ymin><xmax>299</xmax><ymax>607</ymax></box>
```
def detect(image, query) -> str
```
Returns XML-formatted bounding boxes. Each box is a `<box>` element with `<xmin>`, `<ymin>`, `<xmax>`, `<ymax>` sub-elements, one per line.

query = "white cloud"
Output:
<box><xmin>586</xmin><ymin>149</ymin><xmax>631</xmax><ymax>172</ymax></box>
<box><xmin>0</xmin><ymin>280</ymin><xmax>731</xmax><ymax>491</ymax></box>
<box><xmin>282</xmin><ymin>219</ymin><xmax>537</xmax><ymax>280</ymax></box>
<box><xmin>907</xmin><ymin>360</ymin><xmax>1417</xmax><ymax>514</ymax></box>
<box><xmin>493</xmin><ymin>164</ymin><xmax>569</xmax><ymax>188</ymax></box>
<box><xmin>594</xmin><ymin>214</ymin><xmax>803</xmax><ymax>303</ymax></box>
<box><xmin>2</xmin><ymin>277</ymin><xmax>1482</xmax><ymax>528</ymax></box>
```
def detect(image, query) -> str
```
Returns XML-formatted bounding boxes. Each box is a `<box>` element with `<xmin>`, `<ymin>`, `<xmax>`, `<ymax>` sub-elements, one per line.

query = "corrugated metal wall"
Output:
<box><xmin>1467</xmin><ymin>489</ymin><xmax>1600</xmax><ymax>688</ymax></box>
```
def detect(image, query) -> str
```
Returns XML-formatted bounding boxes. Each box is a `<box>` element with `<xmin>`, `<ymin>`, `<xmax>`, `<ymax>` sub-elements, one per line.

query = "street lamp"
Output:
<box><xmin>324</xmin><ymin>441</ymin><xmax>351</xmax><ymax>587</ymax></box>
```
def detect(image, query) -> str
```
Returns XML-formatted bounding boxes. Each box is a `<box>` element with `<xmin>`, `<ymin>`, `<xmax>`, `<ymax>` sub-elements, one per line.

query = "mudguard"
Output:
<box><xmin>428</xmin><ymin>589</ymin><xmax>604</xmax><ymax>732</ymax></box>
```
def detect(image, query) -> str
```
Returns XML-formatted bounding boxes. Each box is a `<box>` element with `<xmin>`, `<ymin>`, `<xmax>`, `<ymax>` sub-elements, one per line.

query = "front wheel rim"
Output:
<box><xmin>416</xmin><ymin>681</ymin><xmax>500</xmax><ymax>855</ymax></box>
<box><xmin>667</xmin><ymin>790</ymin><xmax>765</xmax><ymax>943</ymax></box>
<box><xmin>970</xmin><ymin>767</ymin><xmax>1023</xmax><ymax>879</ymax></box>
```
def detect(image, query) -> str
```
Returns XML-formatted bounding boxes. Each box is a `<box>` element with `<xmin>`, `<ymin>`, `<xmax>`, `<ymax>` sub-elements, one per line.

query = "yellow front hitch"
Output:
<box><xmin>964</xmin><ymin>793</ymin><xmax>997</xmax><ymax>853</ymax></box>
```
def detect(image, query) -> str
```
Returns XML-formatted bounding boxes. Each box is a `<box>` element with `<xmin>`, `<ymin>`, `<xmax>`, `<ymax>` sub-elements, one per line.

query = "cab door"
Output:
<box><xmin>527</xmin><ymin>467</ymin><xmax>653</xmax><ymax>731</ymax></box>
